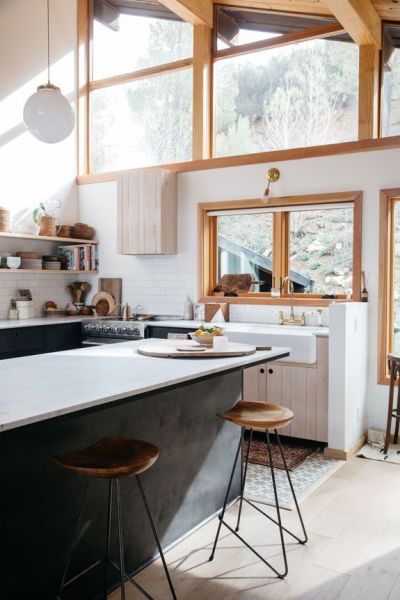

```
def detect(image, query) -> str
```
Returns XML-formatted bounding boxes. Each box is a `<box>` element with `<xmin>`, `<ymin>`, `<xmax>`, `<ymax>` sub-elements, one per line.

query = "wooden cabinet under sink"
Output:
<box><xmin>243</xmin><ymin>336</ymin><xmax>328</xmax><ymax>443</ymax></box>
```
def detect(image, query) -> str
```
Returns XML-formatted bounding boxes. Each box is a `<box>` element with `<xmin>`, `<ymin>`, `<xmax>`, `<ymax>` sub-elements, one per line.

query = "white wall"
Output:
<box><xmin>0</xmin><ymin>0</ymin><xmax>78</xmax><ymax>315</ymax></box>
<box><xmin>79</xmin><ymin>147</ymin><xmax>400</xmax><ymax>430</ymax></box>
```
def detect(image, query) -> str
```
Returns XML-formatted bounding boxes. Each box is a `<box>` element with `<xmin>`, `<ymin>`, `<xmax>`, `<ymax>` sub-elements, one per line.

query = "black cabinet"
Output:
<box><xmin>0</xmin><ymin>322</ymin><xmax>82</xmax><ymax>360</ymax></box>
<box><xmin>145</xmin><ymin>325</ymin><xmax>197</xmax><ymax>339</ymax></box>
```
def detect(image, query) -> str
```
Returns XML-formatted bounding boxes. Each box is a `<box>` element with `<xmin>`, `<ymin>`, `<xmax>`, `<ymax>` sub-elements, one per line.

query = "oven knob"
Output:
<box><xmin>117</xmin><ymin>327</ymin><xmax>126</xmax><ymax>335</ymax></box>
<box><xmin>133</xmin><ymin>328</ymin><xmax>141</xmax><ymax>337</ymax></box>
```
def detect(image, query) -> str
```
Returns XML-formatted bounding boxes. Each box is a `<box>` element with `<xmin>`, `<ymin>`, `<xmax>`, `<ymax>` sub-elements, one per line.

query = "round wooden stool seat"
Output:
<box><xmin>53</xmin><ymin>437</ymin><xmax>159</xmax><ymax>479</ymax></box>
<box><xmin>217</xmin><ymin>401</ymin><xmax>294</xmax><ymax>430</ymax></box>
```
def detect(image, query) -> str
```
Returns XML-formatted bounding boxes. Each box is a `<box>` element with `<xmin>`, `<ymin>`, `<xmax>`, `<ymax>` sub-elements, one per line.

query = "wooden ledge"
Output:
<box><xmin>76</xmin><ymin>136</ymin><xmax>400</xmax><ymax>185</ymax></box>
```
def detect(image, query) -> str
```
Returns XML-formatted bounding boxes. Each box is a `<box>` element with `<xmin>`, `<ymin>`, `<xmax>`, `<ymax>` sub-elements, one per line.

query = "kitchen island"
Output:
<box><xmin>0</xmin><ymin>340</ymin><xmax>289</xmax><ymax>599</ymax></box>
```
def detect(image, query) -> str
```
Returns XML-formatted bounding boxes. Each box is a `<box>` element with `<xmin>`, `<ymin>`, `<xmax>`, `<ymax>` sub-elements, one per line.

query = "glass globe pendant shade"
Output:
<box><xmin>23</xmin><ymin>83</ymin><xmax>75</xmax><ymax>143</ymax></box>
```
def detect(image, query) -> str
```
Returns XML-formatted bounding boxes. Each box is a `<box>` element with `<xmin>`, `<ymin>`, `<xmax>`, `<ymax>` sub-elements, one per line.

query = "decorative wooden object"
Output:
<box><xmin>213</xmin><ymin>274</ymin><xmax>253</xmax><ymax>294</ymax></box>
<box><xmin>117</xmin><ymin>169</ymin><xmax>177</xmax><ymax>255</ymax></box>
<box><xmin>204</xmin><ymin>302</ymin><xmax>229</xmax><ymax>322</ymax></box>
<box><xmin>217</xmin><ymin>401</ymin><xmax>294</xmax><ymax>430</ymax></box>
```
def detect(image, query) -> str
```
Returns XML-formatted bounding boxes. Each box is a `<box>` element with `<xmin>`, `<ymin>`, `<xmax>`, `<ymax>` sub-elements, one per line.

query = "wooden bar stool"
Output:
<box><xmin>384</xmin><ymin>353</ymin><xmax>400</xmax><ymax>454</ymax></box>
<box><xmin>209</xmin><ymin>401</ymin><xmax>308</xmax><ymax>579</ymax></box>
<box><xmin>53</xmin><ymin>437</ymin><xmax>176</xmax><ymax>600</ymax></box>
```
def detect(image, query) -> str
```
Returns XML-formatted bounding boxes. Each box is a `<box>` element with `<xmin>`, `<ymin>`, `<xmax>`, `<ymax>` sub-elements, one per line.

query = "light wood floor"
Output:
<box><xmin>110</xmin><ymin>457</ymin><xmax>400</xmax><ymax>600</ymax></box>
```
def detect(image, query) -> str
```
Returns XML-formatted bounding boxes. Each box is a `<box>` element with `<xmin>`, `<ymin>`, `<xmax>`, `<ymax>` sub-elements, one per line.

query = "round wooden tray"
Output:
<box><xmin>137</xmin><ymin>341</ymin><xmax>257</xmax><ymax>358</ymax></box>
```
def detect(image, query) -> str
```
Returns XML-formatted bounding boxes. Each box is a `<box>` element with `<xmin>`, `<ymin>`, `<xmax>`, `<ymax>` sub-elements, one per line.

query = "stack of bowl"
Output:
<box><xmin>42</xmin><ymin>255</ymin><xmax>61</xmax><ymax>270</ymax></box>
<box><xmin>20</xmin><ymin>254</ymin><xmax>43</xmax><ymax>270</ymax></box>
<box><xmin>0</xmin><ymin>207</ymin><xmax>10</xmax><ymax>232</ymax></box>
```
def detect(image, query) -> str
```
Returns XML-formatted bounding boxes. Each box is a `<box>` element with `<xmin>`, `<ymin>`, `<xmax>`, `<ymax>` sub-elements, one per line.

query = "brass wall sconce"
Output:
<box><xmin>261</xmin><ymin>168</ymin><xmax>280</xmax><ymax>203</ymax></box>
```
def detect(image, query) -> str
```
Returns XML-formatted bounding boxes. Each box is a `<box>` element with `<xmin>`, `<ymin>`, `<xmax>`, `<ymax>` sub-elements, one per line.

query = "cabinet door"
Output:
<box><xmin>0</xmin><ymin>327</ymin><xmax>43</xmax><ymax>359</ymax></box>
<box><xmin>243</xmin><ymin>363</ymin><xmax>267</xmax><ymax>403</ymax></box>
<box><xmin>42</xmin><ymin>323</ymin><xmax>82</xmax><ymax>353</ymax></box>
<box><xmin>117</xmin><ymin>169</ymin><xmax>177</xmax><ymax>255</ymax></box>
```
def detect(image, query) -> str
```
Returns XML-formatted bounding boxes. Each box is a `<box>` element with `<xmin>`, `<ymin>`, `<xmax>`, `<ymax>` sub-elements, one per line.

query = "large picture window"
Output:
<box><xmin>213</xmin><ymin>6</ymin><xmax>359</xmax><ymax>158</ymax></box>
<box><xmin>199</xmin><ymin>192</ymin><xmax>362</xmax><ymax>303</ymax></box>
<box><xmin>89</xmin><ymin>0</ymin><xmax>193</xmax><ymax>173</ymax></box>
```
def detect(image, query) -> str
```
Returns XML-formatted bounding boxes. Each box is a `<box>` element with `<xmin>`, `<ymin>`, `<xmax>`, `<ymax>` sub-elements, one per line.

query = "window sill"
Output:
<box><xmin>199</xmin><ymin>295</ymin><xmax>349</xmax><ymax>307</ymax></box>
<box><xmin>76</xmin><ymin>135</ymin><xmax>400</xmax><ymax>185</ymax></box>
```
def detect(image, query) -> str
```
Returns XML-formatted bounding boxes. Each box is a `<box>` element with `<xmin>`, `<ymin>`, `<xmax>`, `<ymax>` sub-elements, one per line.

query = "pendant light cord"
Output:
<box><xmin>47</xmin><ymin>0</ymin><xmax>51</xmax><ymax>84</ymax></box>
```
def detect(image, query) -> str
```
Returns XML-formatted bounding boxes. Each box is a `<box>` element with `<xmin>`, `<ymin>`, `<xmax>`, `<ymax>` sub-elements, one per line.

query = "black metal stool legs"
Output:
<box><xmin>103</xmin><ymin>479</ymin><xmax>113</xmax><ymax>600</ymax></box>
<box><xmin>137</xmin><ymin>476</ymin><xmax>177</xmax><ymax>600</ymax></box>
<box><xmin>209</xmin><ymin>428</ymin><xmax>244</xmax><ymax>561</ymax></box>
<box><xmin>209</xmin><ymin>427</ymin><xmax>308</xmax><ymax>579</ymax></box>
<box><xmin>57</xmin><ymin>476</ymin><xmax>176</xmax><ymax>600</ymax></box>
<box><xmin>235</xmin><ymin>428</ymin><xmax>253</xmax><ymax>532</ymax></box>
<box><xmin>57</xmin><ymin>477</ymin><xmax>94</xmax><ymax>599</ymax></box>
<box><xmin>274</xmin><ymin>430</ymin><xmax>307</xmax><ymax>544</ymax></box>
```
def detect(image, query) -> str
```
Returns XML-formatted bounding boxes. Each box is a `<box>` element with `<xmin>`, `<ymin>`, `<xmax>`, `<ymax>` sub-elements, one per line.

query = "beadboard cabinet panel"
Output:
<box><xmin>117</xmin><ymin>169</ymin><xmax>177</xmax><ymax>255</ymax></box>
<box><xmin>242</xmin><ymin>336</ymin><xmax>328</xmax><ymax>443</ymax></box>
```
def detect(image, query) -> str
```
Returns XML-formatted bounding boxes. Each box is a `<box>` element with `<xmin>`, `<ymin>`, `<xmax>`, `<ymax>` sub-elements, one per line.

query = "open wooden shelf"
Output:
<box><xmin>0</xmin><ymin>269</ymin><xmax>98</xmax><ymax>274</ymax></box>
<box><xmin>0</xmin><ymin>232</ymin><xmax>99</xmax><ymax>244</ymax></box>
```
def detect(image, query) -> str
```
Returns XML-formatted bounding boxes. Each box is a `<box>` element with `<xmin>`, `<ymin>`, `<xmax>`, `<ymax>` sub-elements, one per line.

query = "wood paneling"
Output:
<box><xmin>117</xmin><ymin>169</ymin><xmax>177</xmax><ymax>255</ymax></box>
<box><xmin>76</xmin><ymin>136</ymin><xmax>400</xmax><ymax>184</ymax></box>
<box><xmin>159</xmin><ymin>0</ymin><xmax>213</xmax><ymax>27</ymax></box>
<box><xmin>193</xmin><ymin>25</ymin><xmax>212</xmax><ymax>160</ymax></box>
<box><xmin>358</xmin><ymin>45</ymin><xmax>380</xmax><ymax>140</ymax></box>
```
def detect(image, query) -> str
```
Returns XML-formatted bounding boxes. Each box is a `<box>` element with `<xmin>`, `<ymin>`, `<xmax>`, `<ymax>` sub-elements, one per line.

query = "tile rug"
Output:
<box><xmin>245</xmin><ymin>452</ymin><xmax>344</xmax><ymax>510</ymax></box>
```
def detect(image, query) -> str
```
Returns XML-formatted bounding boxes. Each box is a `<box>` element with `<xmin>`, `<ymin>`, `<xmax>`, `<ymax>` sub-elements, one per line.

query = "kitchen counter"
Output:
<box><xmin>0</xmin><ymin>339</ymin><xmax>288</xmax><ymax>599</ymax></box>
<box><xmin>0</xmin><ymin>315</ymin><xmax>329</xmax><ymax>335</ymax></box>
<box><xmin>0</xmin><ymin>339</ymin><xmax>289</xmax><ymax>432</ymax></box>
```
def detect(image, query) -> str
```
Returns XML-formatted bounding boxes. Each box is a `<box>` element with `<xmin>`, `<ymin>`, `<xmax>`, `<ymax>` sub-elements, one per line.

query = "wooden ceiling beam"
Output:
<box><xmin>321</xmin><ymin>0</ymin><xmax>382</xmax><ymax>47</ymax></box>
<box><xmin>158</xmin><ymin>1</ymin><xmax>213</xmax><ymax>28</ymax></box>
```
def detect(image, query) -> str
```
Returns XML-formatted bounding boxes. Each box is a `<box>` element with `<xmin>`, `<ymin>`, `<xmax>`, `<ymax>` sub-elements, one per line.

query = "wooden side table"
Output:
<box><xmin>384</xmin><ymin>353</ymin><xmax>400</xmax><ymax>454</ymax></box>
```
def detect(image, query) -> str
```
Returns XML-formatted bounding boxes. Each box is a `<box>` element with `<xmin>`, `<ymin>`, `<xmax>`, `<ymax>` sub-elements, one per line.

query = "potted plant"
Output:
<box><xmin>33</xmin><ymin>200</ymin><xmax>60</xmax><ymax>236</ymax></box>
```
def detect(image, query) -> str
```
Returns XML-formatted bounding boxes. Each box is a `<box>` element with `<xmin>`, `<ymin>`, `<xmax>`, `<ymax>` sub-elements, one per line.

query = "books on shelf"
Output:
<box><xmin>58</xmin><ymin>244</ymin><xmax>99</xmax><ymax>272</ymax></box>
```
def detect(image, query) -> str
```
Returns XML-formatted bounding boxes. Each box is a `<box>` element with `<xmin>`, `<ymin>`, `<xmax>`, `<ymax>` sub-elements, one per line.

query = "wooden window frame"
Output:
<box><xmin>378</xmin><ymin>188</ymin><xmax>400</xmax><ymax>385</ymax></box>
<box><xmin>78</xmin><ymin>2</ymin><xmax>383</xmax><ymax>180</ymax></box>
<box><xmin>198</xmin><ymin>191</ymin><xmax>362</xmax><ymax>306</ymax></box>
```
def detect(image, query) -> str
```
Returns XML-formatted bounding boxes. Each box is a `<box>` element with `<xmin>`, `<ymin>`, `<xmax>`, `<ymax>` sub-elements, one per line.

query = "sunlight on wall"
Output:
<box><xmin>0</xmin><ymin>0</ymin><xmax>78</xmax><ymax>231</ymax></box>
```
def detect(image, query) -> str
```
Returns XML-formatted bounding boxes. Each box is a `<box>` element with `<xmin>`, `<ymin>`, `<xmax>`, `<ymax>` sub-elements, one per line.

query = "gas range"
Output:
<box><xmin>82</xmin><ymin>319</ymin><xmax>145</xmax><ymax>345</ymax></box>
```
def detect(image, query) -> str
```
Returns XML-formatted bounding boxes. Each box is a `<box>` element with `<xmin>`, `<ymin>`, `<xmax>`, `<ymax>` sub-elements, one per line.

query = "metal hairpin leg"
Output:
<box><xmin>103</xmin><ymin>479</ymin><xmax>113</xmax><ymax>600</ymax></box>
<box><xmin>235</xmin><ymin>428</ymin><xmax>253</xmax><ymax>532</ymax></box>
<box><xmin>116</xmin><ymin>480</ymin><xmax>126</xmax><ymax>600</ymax></box>
<box><xmin>275</xmin><ymin>429</ymin><xmax>307</xmax><ymax>544</ymax></box>
<box><xmin>136</xmin><ymin>475</ymin><xmax>177</xmax><ymax>600</ymax></box>
<box><xmin>209</xmin><ymin>427</ymin><xmax>308</xmax><ymax>579</ymax></box>
<box><xmin>57</xmin><ymin>477</ymin><xmax>93</xmax><ymax>599</ymax></box>
<box><xmin>265</xmin><ymin>429</ymin><xmax>288</xmax><ymax>578</ymax></box>
<box><xmin>209</xmin><ymin>428</ymin><xmax>244</xmax><ymax>561</ymax></box>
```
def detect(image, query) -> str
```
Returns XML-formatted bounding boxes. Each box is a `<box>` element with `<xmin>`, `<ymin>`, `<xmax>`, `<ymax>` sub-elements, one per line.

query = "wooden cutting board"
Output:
<box><xmin>137</xmin><ymin>341</ymin><xmax>256</xmax><ymax>358</ymax></box>
<box><xmin>98</xmin><ymin>278</ymin><xmax>122</xmax><ymax>306</ymax></box>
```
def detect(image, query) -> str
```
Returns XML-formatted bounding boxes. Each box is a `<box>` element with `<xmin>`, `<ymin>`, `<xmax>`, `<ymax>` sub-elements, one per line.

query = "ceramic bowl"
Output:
<box><xmin>189</xmin><ymin>332</ymin><xmax>223</xmax><ymax>347</ymax></box>
<box><xmin>6</xmin><ymin>256</ymin><xmax>21</xmax><ymax>269</ymax></box>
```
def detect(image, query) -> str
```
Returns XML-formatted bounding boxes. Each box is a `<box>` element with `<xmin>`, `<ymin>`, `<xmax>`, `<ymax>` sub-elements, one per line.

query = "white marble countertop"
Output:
<box><xmin>0</xmin><ymin>339</ymin><xmax>289</xmax><ymax>433</ymax></box>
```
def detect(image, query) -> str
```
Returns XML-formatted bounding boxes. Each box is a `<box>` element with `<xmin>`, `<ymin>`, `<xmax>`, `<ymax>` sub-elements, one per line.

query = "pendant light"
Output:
<box><xmin>23</xmin><ymin>0</ymin><xmax>75</xmax><ymax>143</ymax></box>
